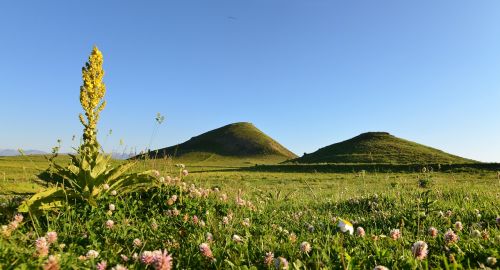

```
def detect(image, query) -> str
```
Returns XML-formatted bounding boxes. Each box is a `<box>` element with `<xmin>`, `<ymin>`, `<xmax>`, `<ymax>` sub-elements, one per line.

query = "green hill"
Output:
<box><xmin>137</xmin><ymin>122</ymin><xmax>297</xmax><ymax>164</ymax></box>
<box><xmin>292</xmin><ymin>132</ymin><xmax>475</xmax><ymax>164</ymax></box>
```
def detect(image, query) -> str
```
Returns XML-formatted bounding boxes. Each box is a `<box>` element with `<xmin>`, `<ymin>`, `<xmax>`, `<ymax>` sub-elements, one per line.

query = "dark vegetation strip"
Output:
<box><xmin>243</xmin><ymin>163</ymin><xmax>500</xmax><ymax>173</ymax></box>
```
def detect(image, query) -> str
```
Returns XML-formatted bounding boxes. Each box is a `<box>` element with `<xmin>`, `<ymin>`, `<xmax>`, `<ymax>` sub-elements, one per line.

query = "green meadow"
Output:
<box><xmin>1</xmin><ymin>155</ymin><xmax>499</xmax><ymax>269</ymax></box>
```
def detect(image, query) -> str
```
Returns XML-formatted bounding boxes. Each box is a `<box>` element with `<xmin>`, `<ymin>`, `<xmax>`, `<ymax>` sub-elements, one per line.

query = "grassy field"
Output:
<box><xmin>1</xmin><ymin>155</ymin><xmax>499</xmax><ymax>269</ymax></box>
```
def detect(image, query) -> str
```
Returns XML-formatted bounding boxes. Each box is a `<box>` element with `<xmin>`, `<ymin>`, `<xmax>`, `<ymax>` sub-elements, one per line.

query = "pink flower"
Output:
<box><xmin>199</xmin><ymin>243</ymin><xmax>214</xmax><ymax>260</ymax></box>
<box><xmin>43</xmin><ymin>255</ymin><xmax>59</xmax><ymax>270</ymax></box>
<box><xmin>390</xmin><ymin>229</ymin><xmax>401</xmax><ymax>240</ymax></box>
<box><xmin>96</xmin><ymin>260</ymin><xmax>107</xmax><ymax>270</ymax></box>
<box><xmin>141</xmin><ymin>251</ymin><xmax>158</xmax><ymax>265</ymax></box>
<box><xmin>428</xmin><ymin>227</ymin><xmax>438</xmax><ymax>238</ymax></box>
<box><xmin>153</xmin><ymin>249</ymin><xmax>173</xmax><ymax>270</ymax></box>
<box><xmin>14</xmin><ymin>214</ymin><xmax>24</xmax><ymax>223</ymax></box>
<box><xmin>192</xmin><ymin>215</ymin><xmax>199</xmax><ymax>225</ymax></box>
<box><xmin>111</xmin><ymin>265</ymin><xmax>127</xmax><ymax>270</ymax></box>
<box><xmin>411</xmin><ymin>241</ymin><xmax>428</xmax><ymax>260</ymax></box>
<box><xmin>182</xmin><ymin>169</ymin><xmax>189</xmax><ymax>176</ymax></box>
<box><xmin>46</xmin><ymin>231</ymin><xmax>58</xmax><ymax>244</ymax></box>
<box><xmin>356</xmin><ymin>227</ymin><xmax>365</xmax><ymax>237</ymax></box>
<box><xmin>300</xmin><ymin>242</ymin><xmax>311</xmax><ymax>253</ymax></box>
<box><xmin>36</xmin><ymin>237</ymin><xmax>49</xmax><ymax>257</ymax></box>
<box><xmin>106</xmin><ymin>220</ymin><xmax>114</xmax><ymax>229</ymax></box>
<box><xmin>444</xmin><ymin>229</ymin><xmax>458</xmax><ymax>245</ymax></box>
<box><xmin>120</xmin><ymin>254</ymin><xmax>129</xmax><ymax>262</ymax></box>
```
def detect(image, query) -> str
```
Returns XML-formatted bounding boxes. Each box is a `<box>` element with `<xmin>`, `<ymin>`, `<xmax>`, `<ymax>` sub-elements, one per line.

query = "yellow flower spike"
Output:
<box><xmin>79</xmin><ymin>46</ymin><xmax>106</xmax><ymax>152</ymax></box>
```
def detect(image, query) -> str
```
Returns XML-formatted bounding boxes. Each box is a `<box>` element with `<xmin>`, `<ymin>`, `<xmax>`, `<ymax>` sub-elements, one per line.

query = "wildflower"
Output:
<box><xmin>103</xmin><ymin>184</ymin><xmax>110</xmax><ymax>190</ymax></box>
<box><xmin>199</xmin><ymin>243</ymin><xmax>214</xmax><ymax>260</ymax></box>
<box><xmin>192</xmin><ymin>215</ymin><xmax>199</xmax><ymax>225</ymax></box>
<box><xmin>356</xmin><ymin>227</ymin><xmax>365</xmax><ymax>237</ymax></box>
<box><xmin>264</xmin><ymin>252</ymin><xmax>274</xmax><ymax>266</ymax></box>
<box><xmin>59</xmin><ymin>244</ymin><xmax>66</xmax><ymax>249</ymax></box>
<box><xmin>444</xmin><ymin>229</ymin><xmax>458</xmax><ymax>245</ymax></box>
<box><xmin>1</xmin><ymin>225</ymin><xmax>10</xmax><ymax>237</ymax></box>
<box><xmin>274</xmin><ymin>257</ymin><xmax>289</xmax><ymax>269</ymax></box>
<box><xmin>471</xmin><ymin>229</ymin><xmax>481</xmax><ymax>238</ymax></box>
<box><xmin>307</xmin><ymin>224</ymin><xmax>315</xmax><ymax>233</ymax></box>
<box><xmin>132</xmin><ymin>253</ymin><xmax>139</xmax><ymax>261</ymax></box>
<box><xmin>133</xmin><ymin>238</ymin><xmax>142</xmax><ymax>247</ymax></box>
<box><xmin>373</xmin><ymin>266</ymin><xmax>389</xmax><ymax>270</ymax></box>
<box><xmin>86</xmin><ymin>250</ymin><xmax>99</xmax><ymax>259</ymax></box>
<box><xmin>159</xmin><ymin>177</ymin><xmax>165</xmax><ymax>184</ymax></box>
<box><xmin>106</xmin><ymin>220</ymin><xmax>114</xmax><ymax>229</ymax></box>
<box><xmin>232</xmin><ymin>234</ymin><xmax>243</xmax><ymax>243</ymax></box>
<box><xmin>242</xmin><ymin>218</ymin><xmax>250</xmax><ymax>227</ymax></box>
<box><xmin>338</xmin><ymin>219</ymin><xmax>353</xmax><ymax>235</ymax></box>
<box><xmin>454</xmin><ymin>221</ymin><xmax>463</xmax><ymax>231</ymax></box>
<box><xmin>172</xmin><ymin>208</ymin><xmax>180</xmax><ymax>216</ymax></box>
<box><xmin>121</xmin><ymin>254</ymin><xmax>129</xmax><ymax>262</ymax></box>
<box><xmin>109</xmin><ymin>204</ymin><xmax>116</xmax><ymax>211</ymax></box>
<box><xmin>141</xmin><ymin>251</ymin><xmax>158</xmax><ymax>265</ymax></box>
<box><xmin>289</xmin><ymin>233</ymin><xmax>297</xmax><ymax>243</ymax></box>
<box><xmin>481</xmin><ymin>230</ymin><xmax>489</xmax><ymax>240</ymax></box>
<box><xmin>111</xmin><ymin>190</ymin><xmax>117</xmax><ymax>196</ymax></box>
<box><xmin>8</xmin><ymin>221</ymin><xmax>19</xmax><ymax>230</ymax></box>
<box><xmin>220</xmin><ymin>193</ymin><xmax>228</xmax><ymax>202</ymax></box>
<box><xmin>46</xmin><ymin>231</ymin><xmax>58</xmax><ymax>244</ymax></box>
<box><xmin>111</xmin><ymin>265</ymin><xmax>127</xmax><ymax>270</ymax></box>
<box><xmin>14</xmin><ymin>214</ymin><xmax>24</xmax><ymax>223</ymax></box>
<box><xmin>199</xmin><ymin>220</ymin><xmax>206</xmax><ymax>227</ymax></box>
<box><xmin>96</xmin><ymin>261</ymin><xmax>107</xmax><ymax>270</ymax></box>
<box><xmin>151</xmin><ymin>221</ymin><xmax>158</xmax><ymax>230</ymax></box>
<box><xmin>428</xmin><ymin>227</ymin><xmax>438</xmax><ymax>238</ymax></box>
<box><xmin>411</xmin><ymin>241</ymin><xmax>428</xmax><ymax>260</ymax></box>
<box><xmin>152</xmin><ymin>170</ymin><xmax>160</xmax><ymax>178</ymax></box>
<box><xmin>300</xmin><ymin>241</ymin><xmax>311</xmax><ymax>253</ymax></box>
<box><xmin>222</xmin><ymin>216</ymin><xmax>229</xmax><ymax>225</ymax></box>
<box><xmin>153</xmin><ymin>249</ymin><xmax>173</xmax><ymax>270</ymax></box>
<box><xmin>182</xmin><ymin>169</ymin><xmax>189</xmax><ymax>176</ymax></box>
<box><xmin>487</xmin><ymin>257</ymin><xmax>497</xmax><ymax>267</ymax></box>
<box><xmin>43</xmin><ymin>255</ymin><xmax>60</xmax><ymax>270</ymax></box>
<box><xmin>390</xmin><ymin>229</ymin><xmax>401</xmax><ymax>240</ymax></box>
<box><xmin>445</xmin><ymin>210</ymin><xmax>453</xmax><ymax>217</ymax></box>
<box><xmin>206</xmin><ymin>232</ymin><xmax>214</xmax><ymax>242</ymax></box>
<box><xmin>36</xmin><ymin>237</ymin><xmax>49</xmax><ymax>257</ymax></box>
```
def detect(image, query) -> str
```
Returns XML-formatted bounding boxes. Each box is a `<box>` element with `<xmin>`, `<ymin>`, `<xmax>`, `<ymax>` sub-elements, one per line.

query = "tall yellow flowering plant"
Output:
<box><xmin>19</xmin><ymin>47</ymin><xmax>157</xmax><ymax>213</ymax></box>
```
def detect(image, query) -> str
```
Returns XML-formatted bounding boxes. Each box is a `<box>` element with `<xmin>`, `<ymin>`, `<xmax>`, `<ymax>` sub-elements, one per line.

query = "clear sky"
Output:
<box><xmin>1</xmin><ymin>1</ymin><xmax>500</xmax><ymax>162</ymax></box>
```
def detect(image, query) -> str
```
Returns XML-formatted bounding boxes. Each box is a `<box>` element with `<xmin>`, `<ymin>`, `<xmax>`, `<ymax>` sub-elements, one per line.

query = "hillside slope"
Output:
<box><xmin>137</xmin><ymin>122</ymin><xmax>297</xmax><ymax>163</ymax></box>
<box><xmin>292</xmin><ymin>132</ymin><xmax>475</xmax><ymax>164</ymax></box>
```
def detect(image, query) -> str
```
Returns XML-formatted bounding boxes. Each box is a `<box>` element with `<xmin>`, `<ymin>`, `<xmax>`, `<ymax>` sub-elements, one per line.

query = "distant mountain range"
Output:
<box><xmin>0</xmin><ymin>149</ymin><xmax>47</xmax><ymax>156</ymax></box>
<box><xmin>0</xmin><ymin>148</ymin><xmax>133</xmax><ymax>160</ymax></box>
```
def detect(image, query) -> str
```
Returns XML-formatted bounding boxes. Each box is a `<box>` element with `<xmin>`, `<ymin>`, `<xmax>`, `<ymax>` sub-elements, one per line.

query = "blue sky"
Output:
<box><xmin>1</xmin><ymin>1</ymin><xmax>500</xmax><ymax>162</ymax></box>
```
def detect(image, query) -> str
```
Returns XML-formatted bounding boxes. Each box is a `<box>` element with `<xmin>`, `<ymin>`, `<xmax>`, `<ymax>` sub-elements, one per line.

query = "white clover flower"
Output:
<box><xmin>86</xmin><ymin>250</ymin><xmax>99</xmax><ymax>259</ymax></box>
